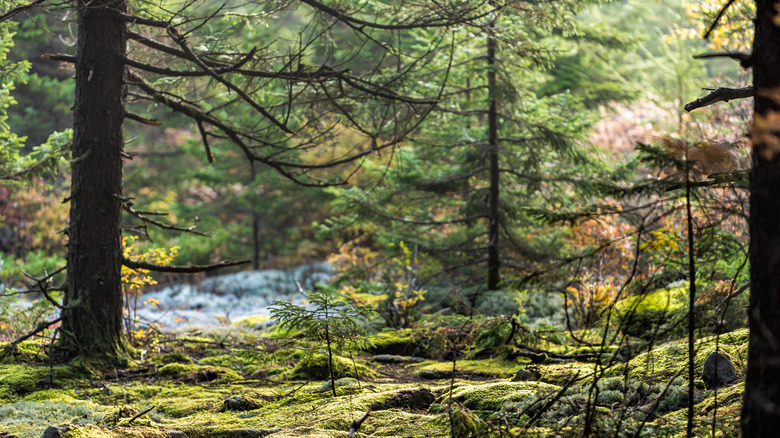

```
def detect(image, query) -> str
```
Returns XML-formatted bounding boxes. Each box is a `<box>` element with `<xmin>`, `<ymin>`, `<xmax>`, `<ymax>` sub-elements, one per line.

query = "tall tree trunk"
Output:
<box><xmin>486</xmin><ymin>32</ymin><xmax>500</xmax><ymax>290</ymax></box>
<box><xmin>251</xmin><ymin>165</ymin><xmax>260</xmax><ymax>271</ymax></box>
<box><xmin>59</xmin><ymin>0</ymin><xmax>128</xmax><ymax>361</ymax></box>
<box><xmin>742</xmin><ymin>0</ymin><xmax>780</xmax><ymax>434</ymax></box>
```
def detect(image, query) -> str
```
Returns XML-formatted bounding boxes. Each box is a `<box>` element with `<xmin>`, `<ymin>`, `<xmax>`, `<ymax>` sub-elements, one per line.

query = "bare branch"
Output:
<box><xmin>684</xmin><ymin>86</ymin><xmax>753</xmax><ymax>112</ymax></box>
<box><xmin>703</xmin><ymin>0</ymin><xmax>737</xmax><ymax>39</ymax></box>
<box><xmin>41</xmin><ymin>53</ymin><xmax>76</xmax><ymax>63</ymax></box>
<box><xmin>125</xmin><ymin>112</ymin><xmax>163</xmax><ymax>126</ymax></box>
<box><xmin>117</xmin><ymin>12</ymin><xmax>170</xmax><ymax>28</ymax></box>
<box><xmin>122</xmin><ymin>258</ymin><xmax>250</xmax><ymax>273</ymax></box>
<box><xmin>123</xmin><ymin>204</ymin><xmax>208</xmax><ymax>236</ymax></box>
<box><xmin>349</xmin><ymin>410</ymin><xmax>371</xmax><ymax>438</ymax></box>
<box><xmin>694</xmin><ymin>51</ymin><xmax>751</xmax><ymax>68</ymax></box>
<box><xmin>167</xmin><ymin>27</ymin><xmax>292</xmax><ymax>134</ymax></box>
<box><xmin>299</xmin><ymin>0</ymin><xmax>498</xmax><ymax>30</ymax></box>
<box><xmin>1</xmin><ymin>317</ymin><xmax>62</xmax><ymax>358</ymax></box>
<box><xmin>0</xmin><ymin>0</ymin><xmax>48</xmax><ymax>23</ymax></box>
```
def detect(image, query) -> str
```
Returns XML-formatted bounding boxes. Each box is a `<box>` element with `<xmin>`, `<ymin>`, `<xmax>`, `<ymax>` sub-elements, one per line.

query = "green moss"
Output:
<box><xmin>414</xmin><ymin>358</ymin><xmax>521</xmax><ymax>378</ymax></box>
<box><xmin>158</xmin><ymin>362</ymin><xmax>199</xmax><ymax>377</ymax></box>
<box><xmin>233</xmin><ymin>314</ymin><xmax>271</xmax><ymax>329</ymax></box>
<box><xmin>158</xmin><ymin>351</ymin><xmax>194</xmax><ymax>364</ymax></box>
<box><xmin>365</xmin><ymin>330</ymin><xmax>418</xmax><ymax>355</ymax></box>
<box><xmin>291</xmin><ymin>354</ymin><xmax>374</xmax><ymax>381</ymax></box>
<box><xmin>614</xmin><ymin>285</ymin><xmax>689</xmax><ymax>338</ymax></box>
<box><xmin>609</xmin><ymin>329</ymin><xmax>748</xmax><ymax>383</ymax></box>
<box><xmin>0</xmin><ymin>400</ymin><xmax>107</xmax><ymax>438</ymax></box>
<box><xmin>0</xmin><ymin>372</ymin><xmax>37</xmax><ymax>394</ymax></box>
<box><xmin>437</xmin><ymin>381</ymin><xmax>560</xmax><ymax>411</ymax></box>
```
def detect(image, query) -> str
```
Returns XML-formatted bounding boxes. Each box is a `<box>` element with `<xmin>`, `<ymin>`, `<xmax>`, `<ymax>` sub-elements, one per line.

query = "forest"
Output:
<box><xmin>0</xmin><ymin>0</ymin><xmax>777</xmax><ymax>436</ymax></box>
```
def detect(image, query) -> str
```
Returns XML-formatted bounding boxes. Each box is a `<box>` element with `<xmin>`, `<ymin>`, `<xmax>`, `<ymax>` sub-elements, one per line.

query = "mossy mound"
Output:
<box><xmin>290</xmin><ymin>354</ymin><xmax>373</xmax><ymax>381</ymax></box>
<box><xmin>614</xmin><ymin>284</ymin><xmax>688</xmax><ymax>338</ymax></box>
<box><xmin>157</xmin><ymin>352</ymin><xmax>194</xmax><ymax>365</ymax></box>
<box><xmin>414</xmin><ymin>358</ymin><xmax>520</xmax><ymax>379</ymax></box>
<box><xmin>610</xmin><ymin>329</ymin><xmax>748</xmax><ymax>383</ymax></box>
<box><xmin>0</xmin><ymin>372</ymin><xmax>37</xmax><ymax>395</ymax></box>
<box><xmin>158</xmin><ymin>363</ymin><xmax>240</xmax><ymax>383</ymax></box>
<box><xmin>436</xmin><ymin>381</ymin><xmax>560</xmax><ymax>411</ymax></box>
<box><xmin>365</xmin><ymin>330</ymin><xmax>419</xmax><ymax>356</ymax></box>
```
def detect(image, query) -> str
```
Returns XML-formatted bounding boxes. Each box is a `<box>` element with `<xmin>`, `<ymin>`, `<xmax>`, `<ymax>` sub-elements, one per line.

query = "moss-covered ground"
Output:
<box><xmin>0</xmin><ymin>323</ymin><xmax>747</xmax><ymax>438</ymax></box>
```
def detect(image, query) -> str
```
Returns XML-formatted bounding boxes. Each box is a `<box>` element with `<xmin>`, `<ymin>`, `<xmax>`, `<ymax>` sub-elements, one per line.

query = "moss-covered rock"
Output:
<box><xmin>369</xmin><ymin>388</ymin><xmax>435</xmax><ymax>411</ymax></box>
<box><xmin>158</xmin><ymin>363</ymin><xmax>199</xmax><ymax>377</ymax></box>
<box><xmin>158</xmin><ymin>352</ymin><xmax>194</xmax><ymax>365</ymax></box>
<box><xmin>365</xmin><ymin>330</ymin><xmax>419</xmax><ymax>356</ymax></box>
<box><xmin>0</xmin><ymin>372</ymin><xmax>37</xmax><ymax>394</ymax></box>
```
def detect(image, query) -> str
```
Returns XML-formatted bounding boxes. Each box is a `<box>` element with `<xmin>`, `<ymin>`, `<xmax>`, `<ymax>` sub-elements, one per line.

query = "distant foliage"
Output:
<box><xmin>121</xmin><ymin>236</ymin><xmax>179</xmax><ymax>343</ymax></box>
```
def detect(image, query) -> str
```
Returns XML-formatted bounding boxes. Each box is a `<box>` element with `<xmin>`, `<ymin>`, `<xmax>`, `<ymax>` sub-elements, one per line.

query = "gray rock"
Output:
<box><xmin>701</xmin><ymin>351</ymin><xmax>737</xmax><ymax>389</ymax></box>
<box><xmin>512</xmin><ymin>368</ymin><xmax>537</xmax><ymax>381</ymax></box>
<box><xmin>223</xmin><ymin>396</ymin><xmax>261</xmax><ymax>411</ymax></box>
<box><xmin>41</xmin><ymin>426</ymin><xmax>68</xmax><ymax>438</ymax></box>
<box><xmin>163</xmin><ymin>430</ymin><xmax>189</xmax><ymax>438</ymax></box>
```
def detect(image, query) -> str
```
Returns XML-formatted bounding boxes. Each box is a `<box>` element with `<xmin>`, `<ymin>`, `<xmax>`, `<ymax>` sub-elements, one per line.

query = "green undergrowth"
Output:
<box><xmin>0</xmin><ymin>324</ymin><xmax>749</xmax><ymax>438</ymax></box>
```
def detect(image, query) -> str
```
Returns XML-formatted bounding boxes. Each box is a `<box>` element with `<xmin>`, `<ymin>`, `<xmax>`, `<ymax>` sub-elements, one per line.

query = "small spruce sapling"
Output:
<box><xmin>270</xmin><ymin>284</ymin><xmax>376</xmax><ymax>396</ymax></box>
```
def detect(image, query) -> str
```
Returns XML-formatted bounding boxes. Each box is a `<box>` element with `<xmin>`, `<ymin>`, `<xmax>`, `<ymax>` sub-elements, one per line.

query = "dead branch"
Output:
<box><xmin>124</xmin><ymin>406</ymin><xmax>155</xmax><ymax>426</ymax></box>
<box><xmin>684</xmin><ymin>86</ymin><xmax>754</xmax><ymax>112</ymax></box>
<box><xmin>694</xmin><ymin>51</ymin><xmax>751</xmax><ymax>68</ymax></box>
<box><xmin>1</xmin><ymin>317</ymin><xmax>62</xmax><ymax>358</ymax></box>
<box><xmin>117</xmin><ymin>12</ymin><xmax>170</xmax><ymax>28</ymax></box>
<box><xmin>349</xmin><ymin>410</ymin><xmax>371</xmax><ymax>438</ymax></box>
<box><xmin>167</xmin><ymin>27</ymin><xmax>292</xmax><ymax>134</ymax></box>
<box><xmin>716</xmin><ymin>282</ymin><xmax>750</xmax><ymax>311</ymax></box>
<box><xmin>123</xmin><ymin>204</ymin><xmax>208</xmax><ymax>236</ymax></box>
<box><xmin>122</xmin><ymin>258</ymin><xmax>250</xmax><ymax>273</ymax></box>
<box><xmin>0</xmin><ymin>0</ymin><xmax>49</xmax><ymax>23</ymax></box>
<box><xmin>125</xmin><ymin>112</ymin><xmax>163</xmax><ymax>126</ymax></box>
<box><xmin>21</xmin><ymin>267</ymin><xmax>66</xmax><ymax>309</ymax></box>
<box><xmin>299</xmin><ymin>0</ymin><xmax>498</xmax><ymax>31</ymax></box>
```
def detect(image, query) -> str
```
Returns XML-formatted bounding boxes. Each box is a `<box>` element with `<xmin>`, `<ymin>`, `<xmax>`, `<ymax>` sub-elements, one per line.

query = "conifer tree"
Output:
<box><xmin>0</xmin><ymin>0</ymin><xmax>494</xmax><ymax>361</ymax></box>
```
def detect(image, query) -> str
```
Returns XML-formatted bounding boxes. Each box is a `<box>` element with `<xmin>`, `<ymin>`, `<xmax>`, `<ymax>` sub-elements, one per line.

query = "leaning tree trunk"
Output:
<box><xmin>742</xmin><ymin>0</ymin><xmax>780</xmax><ymax>434</ymax></box>
<box><xmin>59</xmin><ymin>0</ymin><xmax>129</xmax><ymax>361</ymax></box>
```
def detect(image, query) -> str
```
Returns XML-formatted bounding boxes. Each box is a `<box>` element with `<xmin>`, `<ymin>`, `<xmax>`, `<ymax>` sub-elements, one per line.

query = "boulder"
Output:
<box><xmin>701</xmin><ymin>351</ymin><xmax>737</xmax><ymax>389</ymax></box>
<box><xmin>223</xmin><ymin>396</ymin><xmax>261</xmax><ymax>411</ymax></box>
<box><xmin>41</xmin><ymin>426</ymin><xmax>69</xmax><ymax>438</ymax></box>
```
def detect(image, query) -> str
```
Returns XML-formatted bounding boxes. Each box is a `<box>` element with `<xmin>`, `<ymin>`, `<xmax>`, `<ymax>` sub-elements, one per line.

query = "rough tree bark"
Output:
<box><xmin>59</xmin><ymin>0</ymin><xmax>129</xmax><ymax>360</ymax></box>
<box><xmin>742</xmin><ymin>0</ymin><xmax>780</xmax><ymax>433</ymax></box>
<box><xmin>486</xmin><ymin>31</ymin><xmax>500</xmax><ymax>291</ymax></box>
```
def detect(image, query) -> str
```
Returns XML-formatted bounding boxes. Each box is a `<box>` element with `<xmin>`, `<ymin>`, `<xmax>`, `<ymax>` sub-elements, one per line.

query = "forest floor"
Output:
<box><xmin>0</xmin><ymin>323</ymin><xmax>747</xmax><ymax>438</ymax></box>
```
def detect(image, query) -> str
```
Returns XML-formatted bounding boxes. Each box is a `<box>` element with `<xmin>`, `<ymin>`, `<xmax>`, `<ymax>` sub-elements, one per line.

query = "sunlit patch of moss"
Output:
<box><xmin>0</xmin><ymin>370</ymin><xmax>37</xmax><ymax>394</ymax></box>
<box><xmin>23</xmin><ymin>388</ymin><xmax>81</xmax><ymax>402</ymax></box>
<box><xmin>265</xmin><ymin>427</ymin><xmax>351</xmax><ymax>438</ymax></box>
<box><xmin>233</xmin><ymin>314</ymin><xmax>271</xmax><ymax>329</ymax></box>
<box><xmin>365</xmin><ymin>329</ymin><xmax>418</xmax><ymax>355</ymax></box>
<box><xmin>536</xmin><ymin>362</ymin><xmax>596</xmax><ymax>386</ymax></box>
<box><xmin>198</xmin><ymin>352</ymin><xmax>267</xmax><ymax>377</ymax></box>
<box><xmin>0</xmin><ymin>400</ymin><xmax>107</xmax><ymax>438</ymax></box>
<box><xmin>610</xmin><ymin>329</ymin><xmax>748</xmax><ymax>383</ymax></box>
<box><xmin>435</xmin><ymin>381</ymin><xmax>560</xmax><ymax>411</ymax></box>
<box><xmin>158</xmin><ymin>362</ymin><xmax>200</xmax><ymax>377</ymax></box>
<box><xmin>157</xmin><ymin>351</ymin><xmax>193</xmax><ymax>364</ymax></box>
<box><xmin>290</xmin><ymin>353</ymin><xmax>375</xmax><ymax>381</ymax></box>
<box><xmin>413</xmin><ymin>358</ymin><xmax>521</xmax><ymax>378</ymax></box>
